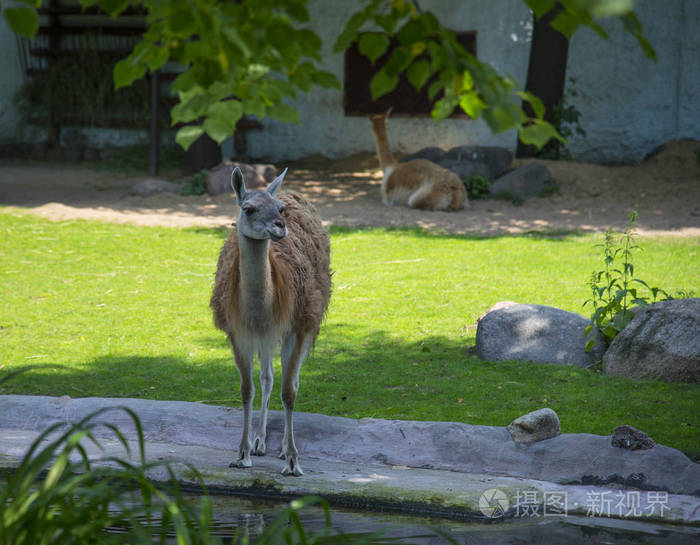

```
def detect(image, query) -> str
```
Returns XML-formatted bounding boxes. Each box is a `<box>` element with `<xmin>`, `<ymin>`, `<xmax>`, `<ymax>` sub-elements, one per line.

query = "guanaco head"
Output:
<box><xmin>231</xmin><ymin>167</ymin><xmax>288</xmax><ymax>242</ymax></box>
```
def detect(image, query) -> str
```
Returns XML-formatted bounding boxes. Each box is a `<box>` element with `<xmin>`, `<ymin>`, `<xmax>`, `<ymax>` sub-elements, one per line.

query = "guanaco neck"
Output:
<box><xmin>370</xmin><ymin>115</ymin><xmax>397</xmax><ymax>173</ymax></box>
<box><xmin>237</xmin><ymin>233</ymin><xmax>274</xmax><ymax>314</ymax></box>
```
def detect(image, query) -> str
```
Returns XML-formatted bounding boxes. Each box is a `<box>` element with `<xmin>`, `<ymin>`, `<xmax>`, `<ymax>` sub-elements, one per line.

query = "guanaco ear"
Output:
<box><xmin>231</xmin><ymin>167</ymin><xmax>246</xmax><ymax>203</ymax></box>
<box><xmin>266</xmin><ymin>167</ymin><xmax>288</xmax><ymax>196</ymax></box>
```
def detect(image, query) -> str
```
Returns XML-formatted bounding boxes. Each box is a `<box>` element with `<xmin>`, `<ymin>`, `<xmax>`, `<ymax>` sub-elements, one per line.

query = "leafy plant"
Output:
<box><xmin>537</xmin><ymin>78</ymin><xmax>587</xmax><ymax>160</ymax></box>
<box><xmin>462</xmin><ymin>172</ymin><xmax>492</xmax><ymax>200</ymax></box>
<box><xmin>538</xmin><ymin>178</ymin><xmax>560</xmax><ymax>197</ymax></box>
<box><xmin>0</xmin><ymin>404</ymin><xmax>218</xmax><ymax>545</ymax></box>
<box><xmin>181</xmin><ymin>171</ymin><xmax>208</xmax><ymax>196</ymax></box>
<box><xmin>583</xmin><ymin>212</ymin><xmax>681</xmax><ymax>351</ymax></box>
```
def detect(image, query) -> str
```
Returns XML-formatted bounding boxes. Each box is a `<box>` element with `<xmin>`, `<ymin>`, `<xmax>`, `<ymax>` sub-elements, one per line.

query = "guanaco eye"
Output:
<box><xmin>243</xmin><ymin>206</ymin><xmax>255</xmax><ymax>216</ymax></box>
<box><xmin>278</xmin><ymin>206</ymin><xmax>285</xmax><ymax>215</ymax></box>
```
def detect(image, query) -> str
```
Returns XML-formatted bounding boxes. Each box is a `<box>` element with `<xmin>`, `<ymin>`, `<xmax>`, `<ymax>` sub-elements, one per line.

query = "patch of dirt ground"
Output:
<box><xmin>1</xmin><ymin>139</ymin><xmax>699</xmax><ymax>237</ymax></box>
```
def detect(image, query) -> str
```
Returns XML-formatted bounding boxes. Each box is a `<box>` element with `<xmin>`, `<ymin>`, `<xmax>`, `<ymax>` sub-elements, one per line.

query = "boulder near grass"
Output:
<box><xmin>603</xmin><ymin>298</ymin><xmax>700</xmax><ymax>383</ymax></box>
<box><xmin>475</xmin><ymin>302</ymin><xmax>605</xmax><ymax>367</ymax></box>
<box><xmin>489</xmin><ymin>162</ymin><xmax>553</xmax><ymax>202</ymax></box>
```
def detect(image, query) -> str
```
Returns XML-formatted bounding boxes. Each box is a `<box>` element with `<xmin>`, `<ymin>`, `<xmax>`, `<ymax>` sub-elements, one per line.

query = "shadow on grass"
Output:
<box><xmin>3</xmin><ymin>325</ymin><xmax>698</xmax><ymax>458</ymax></box>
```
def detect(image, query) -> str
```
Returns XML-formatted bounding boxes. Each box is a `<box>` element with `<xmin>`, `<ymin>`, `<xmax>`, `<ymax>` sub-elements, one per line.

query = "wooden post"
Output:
<box><xmin>149</xmin><ymin>70</ymin><xmax>159</xmax><ymax>176</ymax></box>
<box><xmin>47</xmin><ymin>0</ymin><xmax>61</xmax><ymax>148</ymax></box>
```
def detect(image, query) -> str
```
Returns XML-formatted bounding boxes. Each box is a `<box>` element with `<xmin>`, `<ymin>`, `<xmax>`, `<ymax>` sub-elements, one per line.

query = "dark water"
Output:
<box><xmin>197</xmin><ymin>494</ymin><xmax>700</xmax><ymax>545</ymax></box>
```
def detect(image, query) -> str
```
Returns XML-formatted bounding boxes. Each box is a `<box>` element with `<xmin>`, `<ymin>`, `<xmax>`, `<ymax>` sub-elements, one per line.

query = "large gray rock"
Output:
<box><xmin>446</xmin><ymin>146</ymin><xmax>513</xmax><ymax>178</ymax></box>
<box><xmin>603</xmin><ymin>299</ymin><xmax>700</xmax><ymax>383</ymax></box>
<box><xmin>128</xmin><ymin>178</ymin><xmax>182</xmax><ymax>197</ymax></box>
<box><xmin>436</xmin><ymin>159</ymin><xmax>494</xmax><ymax>180</ymax></box>
<box><xmin>205</xmin><ymin>161</ymin><xmax>277</xmax><ymax>196</ymax></box>
<box><xmin>399</xmin><ymin>146</ymin><xmax>446</xmax><ymax>163</ymax></box>
<box><xmin>507</xmin><ymin>408</ymin><xmax>561</xmax><ymax>444</ymax></box>
<box><xmin>475</xmin><ymin>303</ymin><xmax>605</xmax><ymax>367</ymax></box>
<box><xmin>1</xmin><ymin>395</ymin><xmax>698</xmax><ymax>496</ymax></box>
<box><xmin>490</xmin><ymin>162</ymin><xmax>552</xmax><ymax>201</ymax></box>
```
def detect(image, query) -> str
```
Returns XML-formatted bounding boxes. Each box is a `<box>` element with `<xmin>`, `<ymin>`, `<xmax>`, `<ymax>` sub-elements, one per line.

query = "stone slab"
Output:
<box><xmin>0</xmin><ymin>395</ymin><xmax>698</xmax><ymax>525</ymax></box>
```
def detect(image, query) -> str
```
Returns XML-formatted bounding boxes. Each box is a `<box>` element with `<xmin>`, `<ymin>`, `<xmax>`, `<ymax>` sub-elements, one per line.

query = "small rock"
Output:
<box><xmin>205</xmin><ymin>161</ymin><xmax>277</xmax><ymax>196</ymax></box>
<box><xmin>399</xmin><ymin>146</ymin><xmax>446</xmax><ymax>163</ymax></box>
<box><xmin>490</xmin><ymin>162</ymin><xmax>552</xmax><ymax>201</ymax></box>
<box><xmin>611</xmin><ymin>425</ymin><xmax>655</xmax><ymax>450</ymax></box>
<box><xmin>507</xmin><ymin>408</ymin><xmax>561</xmax><ymax>444</ymax></box>
<box><xmin>128</xmin><ymin>179</ymin><xmax>182</xmax><ymax>197</ymax></box>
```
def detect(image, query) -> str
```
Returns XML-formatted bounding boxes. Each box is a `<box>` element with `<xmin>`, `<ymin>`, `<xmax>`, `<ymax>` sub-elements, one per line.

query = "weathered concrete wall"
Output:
<box><xmin>1</xmin><ymin>0</ymin><xmax>697</xmax><ymax>163</ymax></box>
<box><xmin>565</xmin><ymin>0</ymin><xmax>700</xmax><ymax>163</ymax></box>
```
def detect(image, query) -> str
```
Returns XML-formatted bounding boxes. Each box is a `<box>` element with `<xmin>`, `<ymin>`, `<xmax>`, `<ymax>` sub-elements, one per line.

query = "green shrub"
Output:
<box><xmin>181</xmin><ymin>172</ymin><xmax>208</xmax><ymax>196</ymax></box>
<box><xmin>583</xmin><ymin>212</ymin><xmax>693</xmax><ymax>352</ymax></box>
<box><xmin>462</xmin><ymin>172</ymin><xmax>492</xmax><ymax>200</ymax></box>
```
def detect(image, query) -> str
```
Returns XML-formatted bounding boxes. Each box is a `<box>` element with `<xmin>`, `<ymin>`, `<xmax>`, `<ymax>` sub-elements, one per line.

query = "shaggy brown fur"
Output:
<box><xmin>210</xmin><ymin>191</ymin><xmax>331</xmax><ymax>343</ymax></box>
<box><xmin>370</xmin><ymin>112</ymin><xmax>468</xmax><ymax>211</ymax></box>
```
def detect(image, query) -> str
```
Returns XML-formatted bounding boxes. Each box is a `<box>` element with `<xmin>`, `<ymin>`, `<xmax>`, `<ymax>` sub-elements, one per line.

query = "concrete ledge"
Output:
<box><xmin>0</xmin><ymin>395</ymin><xmax>698</xmax><ymax>525</ymax></box>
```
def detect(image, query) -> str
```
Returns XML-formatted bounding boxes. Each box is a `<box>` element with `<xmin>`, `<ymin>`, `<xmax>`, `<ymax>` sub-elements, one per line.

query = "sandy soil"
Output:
<box><xmin>1</xmin><ymin>139</ymin><xmax>699</xmax><ymax>237</ymax></box>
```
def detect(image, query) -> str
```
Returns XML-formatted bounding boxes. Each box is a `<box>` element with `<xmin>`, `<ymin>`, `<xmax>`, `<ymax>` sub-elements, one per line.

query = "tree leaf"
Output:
<box><xmin>397</xmin><ymin>19</ymin><xmax>424</xmax><ymax>46</ymax></box>
<box><xmin>523</xmin><ymin>0</ymin><xmax>558</xmax><ymax>19</ymax></box>
<box><xmin>517</xmin><ymin>90</ymin><xmax>546</xmax><ymax>119</ymax></box>
<box><xmin>358</xmin><ymin>32</ymin><xmax>390</xmax><ymax>64</ymax></box>
<box><xmin>427</xmin><ymin>80</ymin><xmax>442</xmax><ymax>101</ymax></box>
<box><xmin>242</xmin><ymin>98</ymin><xmax>266</xmax><ymax>119</ymax></box>
<box><xmin>268</xmin><ymin>103</ymin><xmax>300</xmax><ymax>124</ymax></box>
<box><xmin>590</xmin><ymin>0</ymin><xmax>636</xmax><ymax>17</ymax></box>
<box><xmin>203</xmin><ymin>116</ymin><xmax>234</xmax><ymax>144</ymax></box>
<box><xmin>207</xmin><ymin>99</ymin><xmax>243</xmax><ymax>126</ymax></box>
<box><xmin>370</xmin><ymin>67</ymin><xmax>398</xmax><ymax>100</ymax></box>
<box><xmin>175</xmin><ymin>125</ymin><xmax>204</xmax><ymax>151</ymax></box>
<box><xmin>518</xmin><ymin>119</ymin><xmax>566</xmax><ymax>149</ymax></box>
<box><xmin>459</xmin><ymin>91</ymin><xmax>486</xmax><ymax>118</ymax></box>
<box><xmin>113</xmin><ymin>58</ymin><xmax>147</xmax><ymax>90</ymax></box>
<box><xmin>312</xmin><ymin>70</ymin><xmax>341</xmax><ymax>89</ymax></box>
<box><xmin>145</xmin><ymin>46</ymin><xmax>169</xmax><ymax>72</ymax></box>
<box><xmin>3</xmin><ymin>7</ymin><xmax>39</xmax><ymax>38</ymax></box>
<box><xmin>406</xmin><ymin>60</ymin><xmax>431</xmax><ymax>91</ymax></box>
<box><xmin>94</xmin><ymin>0</ymin><xmax>132</xmax><ymax>17</ymax></box>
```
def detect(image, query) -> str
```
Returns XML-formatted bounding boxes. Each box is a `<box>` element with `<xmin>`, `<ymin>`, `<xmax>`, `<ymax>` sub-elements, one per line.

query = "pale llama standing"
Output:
<box><xmin>210</xmin><ymin>167</ymin><xmax>331</xmax><ymax>476</ymax></box>
<box><xmin>370</xmin><ymin>110</ymin><xmax>468</xmax><ymax>211</ymax></box>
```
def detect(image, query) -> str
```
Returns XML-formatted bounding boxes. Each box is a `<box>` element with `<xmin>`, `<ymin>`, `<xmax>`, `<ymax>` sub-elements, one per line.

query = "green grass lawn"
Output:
<box><xmin>1</xmin><ymin>209</ymin><xmax>698</xmax><ymax>458</ymax></box>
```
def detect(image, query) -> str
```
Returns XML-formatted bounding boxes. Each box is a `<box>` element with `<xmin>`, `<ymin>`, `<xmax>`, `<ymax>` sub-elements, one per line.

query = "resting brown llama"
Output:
<box><xmin>370</xmin><ymin>110</ymin><xmax>468</xmax><ymax>211</ymax></box>
<box><xmin>210</xmin><ymin>167</ymin><xmax>331</xmax><ymax>476</ymax></box>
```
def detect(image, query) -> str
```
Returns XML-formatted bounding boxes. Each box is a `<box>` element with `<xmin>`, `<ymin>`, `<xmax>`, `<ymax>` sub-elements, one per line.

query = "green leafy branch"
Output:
<box><xmin>334</xmin><ymin>0</ymin><xmax>564</xmax><ymax>149</ymax></box>
<box><xmin>109</xmin><ymin>0</ymin><xmax>340</xmax><ymax>150</ymax></box>
<box><xmin>3</xmin><ymin>0</ymin><xmax>655</xmax><ymax>152</ymax></box>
